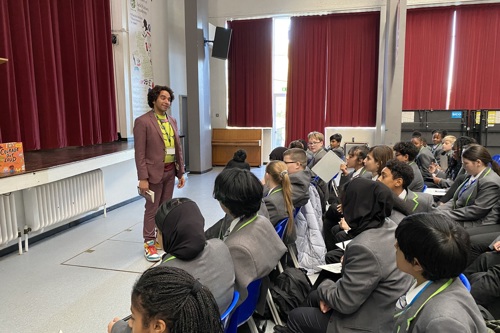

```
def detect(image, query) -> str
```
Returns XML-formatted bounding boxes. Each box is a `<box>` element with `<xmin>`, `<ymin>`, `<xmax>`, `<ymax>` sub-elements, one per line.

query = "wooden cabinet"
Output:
<box><xmin>212</xmin><ymin>129</ymin><xmax>262</xmax><ymax>167</ymax></box>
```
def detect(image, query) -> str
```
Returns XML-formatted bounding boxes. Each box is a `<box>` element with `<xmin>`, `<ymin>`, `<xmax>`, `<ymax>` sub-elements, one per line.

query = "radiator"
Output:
<box><xmin>23</xmin><ymin>169</ymin><xmax>106</xmax><ymax>232</ymax></box>
<box><xmin>0</xmin><ymin>194</ymin><xmax>19</xmax><ymax>246</ymax></box>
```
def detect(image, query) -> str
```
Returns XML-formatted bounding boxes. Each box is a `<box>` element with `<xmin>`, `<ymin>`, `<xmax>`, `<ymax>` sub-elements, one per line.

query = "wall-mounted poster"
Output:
<box><xmin>129</xmin><ymin>0</ymin><xmax>154</xmax><ymax>120</ymax></box>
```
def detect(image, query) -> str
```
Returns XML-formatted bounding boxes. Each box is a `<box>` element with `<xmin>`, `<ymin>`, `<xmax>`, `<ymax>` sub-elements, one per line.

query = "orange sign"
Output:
<box><xmin>0</xmin><ymin>142</ymin><xmax>25</xmax><ymax>174</ymax></box>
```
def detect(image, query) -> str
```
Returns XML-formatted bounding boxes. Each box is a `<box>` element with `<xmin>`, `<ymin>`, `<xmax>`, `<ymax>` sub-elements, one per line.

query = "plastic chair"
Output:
<box><xmin>493</xmin><ymin>154</ymin><xmax>500</xmax><ymax>165</ymax></box>
<box><xmin>221</xmin><ymin>290</ymin><xmax>239</xmax><ymax>331</ymax></box>
<box><xmin>459</xmin><ymin>273</ymin><xmax>471</xmax><ymax>291</ymax></box>
<box><xmin>422</xmin><ymin>184</ymin><xmax>428</xmax><ymax>192</ymax></box>
<box><xmin>225</xmin><ymin>279</ymin><xmax>262</xmax><ymax>333</ymax></box>
<box><xmin>275</xmin><ymin>217</ymin><xmax>288</xmax><ymax>239</ymax></box>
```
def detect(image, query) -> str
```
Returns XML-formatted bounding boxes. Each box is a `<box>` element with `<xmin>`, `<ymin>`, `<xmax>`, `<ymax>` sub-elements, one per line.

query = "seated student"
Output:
<box><xmin>324</xmin><ymin>145</ymin><xmax>370</xmax><ymax>250</ymax></box>
<box><xmin>307</xmin><ymin>131</ymin><xmax>327</xmax><ymax>168</ymax></box>
<box><xmin>275</xmin><ymin>178</ymin><xmax>412</xmax><ymax>333</ymax></box>
<box><xmin>394</xmin><ymin>213</ymin><xmax>487</xmax><ymax>333</ymax></box>
<box><xmin>288</xmin><ymin>140</ymin><xmax>305</xmax><ymax>150</ymax></box>
<box><xmin>263</xmin><ymin>161</ymin><xmax>296</xmax><ymax>244</ymax></box>
<box><xmin>465</xmin><ymin>238</ymin><xmax>500</xmax><ymax>318</ymax></box>
<box><xmin>393</xmin><ymin>141</ymin><xmax>425</xmax><ymax>192</ymax></box>
<box><xmin>430</xmin><ymin>129</ymin><xmax>447</xmax><ymax>164</ymax></box>
<box><xmin>269</xmin><ymin>146</ymin><xmax>288</xmax><ymax>161</ymax></box>
<box><xmin>108</xmin><ymin>266</ymin><xmax>223</xmax><ymax>333</ymax></box>
<box><xmin>363</xmin><ymin>144</ymin><xmax>394</xmax><ymax>180</ymax></box>
<box><xmin>155</xmin><ymin>197</ymin><xmax>235</xmax><ymax>313</ymax></box>
<box><xmin>283</xmin><ymin>148</ymin><xmax>326</xmax><ymax>273</ymax></box>
<box><xmin>437</xmin><ymin>144</ymin><xmax>500</xmax><ymax>230</ymax></box>
<box><xmin>411</xmin><ymin>134</ymin><xmax>436</xmax><ymax>183</ymax></box>
<box><xmin>431</xmin><ymin>136</ymin><xmax>474</xmax><ymax>190</ymax></box>
<box><xmin>327</xmin><ymin>133</ymin><xmax>345</xmax><ymax>160</ymax></box>
<box><xmin>378</xmin><ymin>159</ymin><xmax>434</xmax><ymax>218</ymax></box>
<box><xmin>429</xmin><ymin>134</ymin><xmax>456</xmax><ymax>174</ymax></box>
<box><xmin>224</xmin><ymin>149</ymin><xmax>250</xmax><ymax>170</ymax></box>
<box><xmin>213</xmin><ymin>168</ymin><xmax>286</xmax><ymax>303</ymax></box>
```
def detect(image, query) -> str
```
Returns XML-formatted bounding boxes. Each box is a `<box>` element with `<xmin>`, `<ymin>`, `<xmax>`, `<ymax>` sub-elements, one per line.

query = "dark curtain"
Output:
<box><xmin>227</xmin><ymin>18</ymin><xmax>273</xmax><ymax>127</ymax></box>
<box><xmin>0</xmin><ymin>0</ymin><xmax>117</xmax><ymax>150</ymax></box>
<box><xmin>403</xmin><ymin>7</ymin><xmax>454</xmax><ymax>109</ymax></box>
<box><xmin>325</xmin><ymin>12</ymin><xmax>380</xmax><ymax>127</ymax></box>
<box><xmin>285</xmin><ymin>15</ymin><xmax>329</xmax><ymax>144</ymax></box>
<box><xmin>449</xmin><ymin>4</ymin><xmax>500</xmax><ymax>109</ymax></box>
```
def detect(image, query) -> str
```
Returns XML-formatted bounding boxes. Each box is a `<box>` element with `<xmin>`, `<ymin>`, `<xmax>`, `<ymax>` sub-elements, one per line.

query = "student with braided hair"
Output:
<box><xmin>108</xmin><ymin>266</ymin><xmax>223</xmax><ymax>333</ymax></box>
<box><xmin>263</xmin><ymin>160</ymin><xmax>295</xmax><ymax>242</ymax></box>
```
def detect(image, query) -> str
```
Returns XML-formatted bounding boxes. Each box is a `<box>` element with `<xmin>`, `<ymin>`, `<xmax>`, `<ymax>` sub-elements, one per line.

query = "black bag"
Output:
<box><xmin>270</xmin><ymin>268</ymin><xmax>312</xmax><ymax>320</ymax></box>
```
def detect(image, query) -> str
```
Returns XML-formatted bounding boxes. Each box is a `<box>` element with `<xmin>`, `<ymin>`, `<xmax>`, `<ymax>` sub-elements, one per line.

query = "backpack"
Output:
<box><xmin>270</xmin><ymin>267</ymin><xmax>312</xmax><ymax>320</ymax></box>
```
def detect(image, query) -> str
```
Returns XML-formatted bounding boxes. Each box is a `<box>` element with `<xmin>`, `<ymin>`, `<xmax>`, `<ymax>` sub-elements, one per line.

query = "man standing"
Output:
<box><xmin>134</xmin><ymin>85</ymin><xmax>185</xmax><ymax>261</ymax></box>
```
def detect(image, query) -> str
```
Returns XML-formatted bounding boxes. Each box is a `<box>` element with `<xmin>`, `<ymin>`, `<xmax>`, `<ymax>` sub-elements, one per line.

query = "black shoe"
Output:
<box><xmin>273</xmin><ymin>324</ymin><xmax>291</xmax><ymax>333</ymax></box>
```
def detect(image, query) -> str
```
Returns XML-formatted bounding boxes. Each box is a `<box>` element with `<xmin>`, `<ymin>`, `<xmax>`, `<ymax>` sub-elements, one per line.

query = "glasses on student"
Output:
<box><xmin>308</xmin><ymin>141</ymin><xmax>321</xmax><ymax>146</ymax></box>
<box><xmin>283</xmin><ymin>161</ymin><xmax>296</xmax><ymax>164</ymax></box>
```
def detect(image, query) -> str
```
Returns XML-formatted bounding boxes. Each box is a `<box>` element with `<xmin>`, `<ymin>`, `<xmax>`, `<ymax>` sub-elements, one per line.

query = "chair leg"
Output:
<box><xmin>288</xmin><ymin>245</ymin><xmax>300</xmax><ymax>269</ymax></box>
<box><xmin>267</xmin><ymin>289</ymin><xmax>283</xmax><ymax>326</ymax></box>
<box><xmin>247</xmin><ymin>317</ymin><xmax>260</xmax><ymax>333</ymax></box>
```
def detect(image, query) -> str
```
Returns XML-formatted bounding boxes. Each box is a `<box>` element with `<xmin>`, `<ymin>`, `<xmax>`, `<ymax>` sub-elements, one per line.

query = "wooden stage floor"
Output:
<box><xmin>0</xmin><ymin>141</ymin><xmax>134</xmax><ymax>179</ymax></box>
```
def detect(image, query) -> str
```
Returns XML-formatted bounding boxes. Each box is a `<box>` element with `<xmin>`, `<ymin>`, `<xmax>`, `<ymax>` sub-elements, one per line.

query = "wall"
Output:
<box><xmin>207</xmin><ymin>0</ymin><xmax>499</xmax><ymax>140</ymax></box>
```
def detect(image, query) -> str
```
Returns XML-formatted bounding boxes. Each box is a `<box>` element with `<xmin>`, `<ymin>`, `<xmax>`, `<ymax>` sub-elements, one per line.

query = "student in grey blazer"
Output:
<box><xmin>263</xmin><ymin>161</ymin><xmax>296</xmax><ymax>244</ymax></box>
<box><xmin>393</xmin><ymin>213</ymin><xmax>486</xmax><ymax>333</ymax></box>
<box><xmin>438</xmin><ymin>144</ymin><xmax>500</xmax><ymax>229</ymax></box>
<box><xmin>393</xmin><ymin>141</ymin><xmax>425</xmax><ymax>192</ymax></box>
<box><xmin>378</xmin><ymin>159</ymin><xmax>434</xmax><ymax>216</ymax></box>
<box><xmin>279</xmin><ymin>178</ymin><xmax>412</xmax><ymax>333</ymax></box>
<box><xmin>411</xmin><ymin>136</ymin><xmax>436</xmax><ymax>182</ymax></box>
<box><xmin>214</xmin><ymin>168</ymin><xmax>286</xmax><ymax>304</ymax></box>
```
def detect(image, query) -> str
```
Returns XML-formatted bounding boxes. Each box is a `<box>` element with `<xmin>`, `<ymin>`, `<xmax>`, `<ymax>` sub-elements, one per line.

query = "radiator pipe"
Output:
<box><xmin>17</xmin><ymin>231</ymin><xmax>23</xmax><ymax>255</ymax></box>
<box><xmin>24</xmin><ymin>227</ymin><xmax>31</xmax><ymax>252</ymax></box>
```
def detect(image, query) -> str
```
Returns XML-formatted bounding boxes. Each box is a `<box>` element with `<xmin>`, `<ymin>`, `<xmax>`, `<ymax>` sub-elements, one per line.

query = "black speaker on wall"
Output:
<box><xmin>212</xmin><ymin>27</ymin><xmax>232</xmax><ymax>60</ymax></box>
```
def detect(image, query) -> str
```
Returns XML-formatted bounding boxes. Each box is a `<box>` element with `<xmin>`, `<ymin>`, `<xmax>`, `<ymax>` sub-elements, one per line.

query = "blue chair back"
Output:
<box><xmin>225</xmin><ymin>279</ymin><xmax>262</xmax><ymax>333</ymax></box>
<box><xmin>459</xmin><ymin>273</ymin><xmax>471</xmax><ymax>291</ymax></box>
<box><xmin>221</xmin><ymin>290</ymin><xmax>239</xmax><ymax>330</ymax></box>
<box><xmin>493</xmin><ymin>154</ymin><xmax>500</xmax><ymax>165</ymax></box>
<box><xmin>275</xmin><ymin>218</ymin><xmax>288</xmax><ymax>240</ymax></box>
<box><xmin>422</xmin><ymin>184</ymin><xmax>428</xmax><ymax>192</ymax></box>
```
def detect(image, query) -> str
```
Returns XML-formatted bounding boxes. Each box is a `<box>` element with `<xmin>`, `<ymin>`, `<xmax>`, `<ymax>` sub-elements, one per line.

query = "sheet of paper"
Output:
<box><xmin>311</xmin><ymin>150</ymin><xmax>344</xmax><ymax>183</ymax></box>
<box><xmin>424</xmin><ymin>188</ymin><xmax>447</xmax><ymax>196</ymax></box>
<box><xmin>335</xmin><ymin>239</ymin><xmax>352</xmax><ymax>250</ymax></box>
<box><xmin>317</xmin><ymin>263</ymin><xmax>342</xmax><ymax>274</ymax></box>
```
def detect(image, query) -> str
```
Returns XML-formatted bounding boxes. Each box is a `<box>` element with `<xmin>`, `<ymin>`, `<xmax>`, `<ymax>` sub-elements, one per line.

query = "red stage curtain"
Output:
<box><xmin>325</xmin><ymin>12</ymin><xmax>380</xmax><ymax>127</ymax></box>
<box><xmin>449</xmin><ymin>4</ymin><xmax>500</xmax><ymax>109</ymax></box>
<box><xmin>0</xmin><ymin>0</ymin><xmax>117</xmax><ymax>150</ymax></box>
<box><xmin>403</xmin><ymin>7</ymin><xmax>454</xmax><ymax>110</ymax></box>
<box><xmin>227</xmin><ymin>18</ymin><xmax>273</xmax><ymax>127</ymax></box>
<box><xmin>285</xmin><ymin>15</ymin><xmax>329</xmax><ymax>144</ymax></box>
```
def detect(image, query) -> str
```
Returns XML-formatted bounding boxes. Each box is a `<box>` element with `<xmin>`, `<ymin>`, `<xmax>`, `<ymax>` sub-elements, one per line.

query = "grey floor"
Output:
<box><xmin>0</xmin><ymin>167</ymin><xmax>283</xmax><ymax>333</ymax></box>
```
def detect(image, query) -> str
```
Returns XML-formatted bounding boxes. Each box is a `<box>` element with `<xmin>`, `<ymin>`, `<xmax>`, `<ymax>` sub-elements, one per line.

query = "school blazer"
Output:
<box><xmin>416</xmin><ymin>147</ymin><xmax>435</xmax><ymax>180</ymax></box>
<box><xmin>317</xmin><ymin>219</ymin><xmax>412</xmax><ymax>333</ymax></box>
<box><xmin>134</xmin><ymin>111</ymin><xmax>185</xmax><ymax>184</ymax></box>
<box><xmin>408</xmin><ymin>162</ymin><xmax>425</xmax><ymax>192</ymax></box>
<box><xmin>403</xmin><ymin>189</ymin><xmax>434</xmax><ymax>214</ymax></box>
<box><xmin>438</xmin><ymin>167</ymin><xmax>500</xmax><ymax>227</ymax></box>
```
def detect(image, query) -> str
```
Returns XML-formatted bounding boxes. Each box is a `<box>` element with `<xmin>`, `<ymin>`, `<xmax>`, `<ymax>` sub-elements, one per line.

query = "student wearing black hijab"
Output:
<box><xmin>155</xmin><ymin>197</ymin><xmax>235</xmax><ymax>314</ymax></box>
<box><xmin>276</xmin><ymin>178</ymin><xmax>412</xmax><ymax>333</ymax></box>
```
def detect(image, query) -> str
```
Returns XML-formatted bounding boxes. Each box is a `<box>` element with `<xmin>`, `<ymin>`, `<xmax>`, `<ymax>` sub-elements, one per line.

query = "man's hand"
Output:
<box><xmin>107</xmin><ymin>317</ymin><xmax>121</xmax><ymax>333</ymax></box>
<box><xmin>432</xmin><ymin>175</ymin><xmax>441</xmax><ymax>185</ymax></box>
<box><xmin>177</xmin><ymin>175</ymin><xmax>185</xmax><ymax>189</ymax></box>
<box><xmin>319</xmin><ymin>300</ymin><xmax>331</xmax><ymax>313</ymax></box>
<box><xmin>493</xmin><ymin>241</ymin><xmax>500</xmax><ymax>252</ymax></box>
<box><xmin>138</xmin><ymin>179</ymin><xmax>149</xmax><ymax>193</ymax></box>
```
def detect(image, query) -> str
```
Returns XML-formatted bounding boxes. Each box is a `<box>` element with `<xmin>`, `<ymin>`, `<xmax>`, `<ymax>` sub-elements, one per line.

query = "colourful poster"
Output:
<box><xmin>0</xmin><ymin>142</ymin><xmax>25</xmax><ymax>174</ymax></box>
<box><xmin>129</xmin><ymin>0</ymin><xmax>154</xmax><ymax>120</ymax></box>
